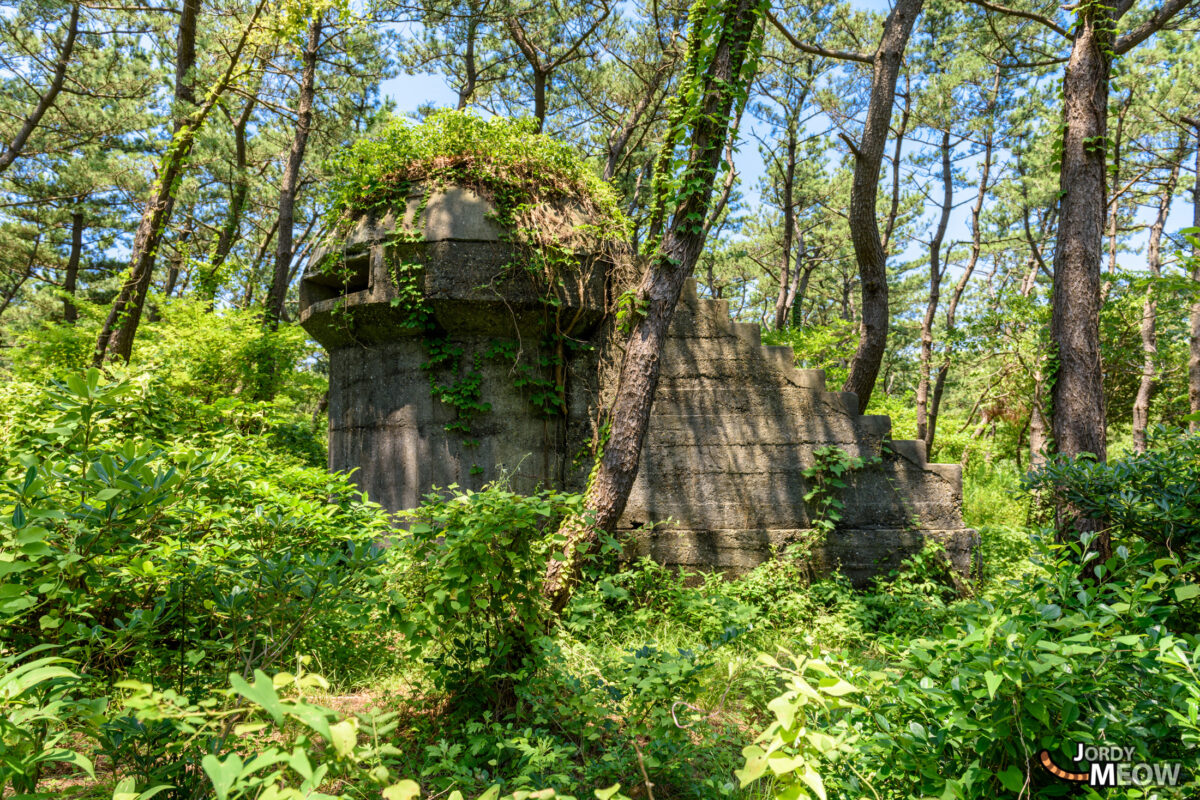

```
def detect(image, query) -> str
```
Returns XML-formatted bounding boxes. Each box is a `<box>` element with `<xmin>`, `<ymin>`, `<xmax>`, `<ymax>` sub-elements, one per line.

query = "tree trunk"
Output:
<box><xmin>841</xmin><ymin>0</ymin><xmax>924</xmax><ymax>413</ymax></box>
<box><xmin>458</xmin><ymin>18</ymin><xmax>478</xmax><ymax>109</ymax></box>
<box><xmin>1190</xmin><ymin>120</ymin><xmax>1200</xmax><ymax>431</ymax></box>
<box><xmin>1132</xmin><ymin>146</ymin><xmax>1183</xmax><ymax>451</ymax></box>
<box><xmin>94</xmin><ymin>0</ymin><xmax>266</xmax><ymax>365</ymax></box>
<box><xmin>266</xmin><ymin>14</ymin><xmax>323</xmax><ymax>330</ymax></box>
<box><xmin>63</xmin><ymin>211</ymin><xmax>83</xmax><ymax>323</ymax></box>
<box><xmin>1100</xmin><ymin>90</ymin><xmax>1131</xmax><ymax>303</ymax></box>
<box><xmin>532</xmin><ymin>70</ymin><xmax>548</xmax><ymax>133</ymax></box>
<box><xmin>917</xmin><ymin>129</ymin><xmax>952</xmax><ymax>447</ymax></box>
<box><xmin>1030</xmin><ymin>380</ymin><xmax>1049</xmax><ymax>469</ymax></box>
<box><xmin>603</xmin><ymin>63</ymin><xmax>669</xmax><ymax>182</ymax></box>
<box><xmin>202</xmin><ymin>89</ymin><xmax>258</xmax><ymax>303</ymax></box>
<box><xmin>880</xmin><ymin>78</ymin><xmax>910</xmax><ymax>256</ymax></box>
<box><xmin>543</xmin><ymin>0</ymin><xmax>763</xmax><ymax>614</ymax></box>
<box><xmin>0</xmin><ymin>3</ymin><xmax>80</xmax><ymax>175</ymax></box>
<box><xmin>162</xmin><ymin>213</ymin><xmax>193</xmax><ymax>302</ymax></box>
<box><xmin>0</xmin><ymin>234</ymin><xmax>39</xmax><ymax>321</ymax></box>
<box><xmin>929</xmin><ymin>69</ymin><xmax>1000</xmax><ymax>452</ymax></box>
<box><xmin>1049</xmin><ymin>0</ymin><xmax>1114</xmax><ymax>561</ymax></box>
<box><xmin>773</xmin><ymin>128</ymin><xmax>797</xmax><ymax>330</ymax></box>
<box><xmin>786</xmin><ymin>232</ymin><xmax>809</xmax><ymax>323</ymax></box>
<box><xmin>94</xmin><ymin>0</ymin><xmax>200</xmax><ymax>365</ymax></box>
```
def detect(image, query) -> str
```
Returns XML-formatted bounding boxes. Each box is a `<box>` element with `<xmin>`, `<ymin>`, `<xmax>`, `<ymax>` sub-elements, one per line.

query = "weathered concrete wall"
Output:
<box><xmin>300</xmin><ymin>186</ymin><xmax>978</xmax><ymax>585</ymax></box>
<box><xmin>301</xmin><ymin>186</ymin><xmax>604</xmax><ymax>509</ymax></box>
<box><xmin>619</xmin><ymin>281</ymin><xmax>978</xmax><ymax>585</ymax></box>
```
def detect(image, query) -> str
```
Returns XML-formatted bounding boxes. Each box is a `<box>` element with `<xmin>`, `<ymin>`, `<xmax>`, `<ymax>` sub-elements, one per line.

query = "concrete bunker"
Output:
<box><xmin>300</xmin><ymin>182</ymin><xmax>978</xmax><ymax>586</ymax></box>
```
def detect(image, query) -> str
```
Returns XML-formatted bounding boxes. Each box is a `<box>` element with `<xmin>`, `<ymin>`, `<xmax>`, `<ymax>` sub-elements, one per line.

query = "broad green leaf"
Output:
<box><xmin>329</xmin><ymin>719</ymin><xmax>358</xmax><ymax>757</ymax></box>
<box><xmin>984</xmin><ymin>671</ymin><xmax>1003</xmax><ymax>699</ymax></box>
<box><xmin>997</xmin><ymin>765</ymin><xmax>1024</xmax><ymax>792</ymax></box>
<box><xmin>768</xmin><ymin>694</ymin><xmax>797</xmax><ymax>729</ymax></box>
<box><xmin>1174</xmin><ymin>584</ymin><xmax>1200</xmax><ymax>602</ymax></box>
<box><xmin>230</xmin><ymin>670</ymin><xmax>285</xmax><ymax>724</ymax></box>
<box><xmin>202</xmin><ymin>753</ymin><xmax>244</xmax><ymax>800</ymax></box>
<box><xmin>383</xmin><ymin>780</ymin><xmax>421</xmax><ymax>800</ymax></box>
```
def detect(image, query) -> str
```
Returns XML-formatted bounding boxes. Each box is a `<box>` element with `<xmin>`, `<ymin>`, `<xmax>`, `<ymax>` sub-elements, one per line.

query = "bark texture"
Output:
<box><xmin>63</xmin><ymin>211</ymin><xmax>83</xmax><ymax>323</ymax></box>
<box><xmin>929</xmin><ymin>68</ymin><xmax>1000</xmax><ymax>453</ymax></box>
<box><xmin>1190</xmin><ymin>120</ymin><xmax>1200</xmax><ymax>431</ymax></box>
<box><xmin>1049</xmin><ymin>0</ymin><xmax>1114</xmax><ymax>558</ymax></box>
<box><xmin>772</xmin><ymin>128</ymin><xmax>797</xmax><ymax>330</ymax></box>
<box><xmin>543</xmin><ymin>0</ymin><xmax>763</xmax><ymax>614</ymax></box>
<box><xmin>916</xmin><ymin>129</ymin><xmax>952</xmax><ymax>448</ymax></box>
<box><xmin>841</xmin><ymin>0</ymin><xmax>924</xmax><ymax>413</ymax></box>
<box><xmin>266</xmin><ymin>15</ymin><xmax>323</xmax><ymax>329</ymax></box>
<box><xmin>202</xmin><ymin>90</ymin><xmax>258</xmax><ymax>301</ymax></box>
<box><xmin>1131</xmin><ymin>147</ymin><xmax>1182</xmax><ymax>452</ymax></box>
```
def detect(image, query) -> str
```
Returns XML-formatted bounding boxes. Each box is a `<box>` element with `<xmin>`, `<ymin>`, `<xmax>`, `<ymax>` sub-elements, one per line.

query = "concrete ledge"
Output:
<box><xmin>762</xmin><ymin>345</ymin><xmax>795</xmax><ymax>372</ymax></box>
<box><xmin>789</xmin><ymin>369</ymin><xmax>826</xmax><ymax>391</ymax></box>
<box><xmin>732</xmin><ymin>322</ymin><xmax>761</xmax><ymax>346</ymax></box>
<box><xmin>857</xmin><ymin>414</ymin><xmax>891</xmax><ymax>438</ymax></box>
<box><xmin>623</xmin><ymin>525</ymin><xmax>980</xmax><ymax>587</ymax></box>
<box><xmin>889</xmin><ymin>439</ymin><xmax>927</xmax><ymax>466</ymax></box>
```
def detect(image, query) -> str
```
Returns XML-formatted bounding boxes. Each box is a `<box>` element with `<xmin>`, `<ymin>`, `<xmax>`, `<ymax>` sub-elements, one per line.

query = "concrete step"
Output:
<box><xmin>888</xmin><ymin>438</ymin><xmax>927</xmax><ymax>466</ymax></box>
<box><xmin>789</xmin><ymin>368</ymin><xmax>826</xmax><ymax>391</ymax></box>
<box><xmin>762</xmin><ymin>344</ymin><xmax>794</xmax><ymax>372</ymax></box>
<box><xmin>732</xmin><ymin>322</ymin><xmax>760</xmax><ymax>346</ymax></box>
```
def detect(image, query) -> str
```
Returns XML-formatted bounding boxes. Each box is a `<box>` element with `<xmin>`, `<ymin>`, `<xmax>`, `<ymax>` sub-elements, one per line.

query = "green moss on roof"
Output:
<box><xmin>325</xmin><ymin>110</ymin><xmax>629</xmax><ymax>240</ymax></box>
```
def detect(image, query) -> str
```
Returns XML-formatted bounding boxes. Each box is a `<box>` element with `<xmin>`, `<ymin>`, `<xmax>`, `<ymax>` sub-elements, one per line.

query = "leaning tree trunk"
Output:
<box><xmin>0</xmin><ymin>3</ymin><xmax>80</xmax><ymax>175</ymax></box>
<box><xmin>916</xmin><ymin>128</ymin><xmax>952</xmax><ymax>448</ymax></box>
<box><xmin>1049</xmin><ymin>0</ymin><xmax>1114</xmax><ymax>562</ymax></box>
<box><xmin>1100</xmin><ymin>90</ymin><xmax>1131</xmax><ymax>304</ymax></box>
<box><xmin>773</xmin><ymin>128</ymin><xmax>797</xmax><ymax>330</ymax></box>
<box><xmin>543</xmin><ymin>0</ymin><xmax>765</xmax><ymax>615</ymax></box>
<box><xmin>1132</xmin><ymin>146</ymin><xmax>1182</xmax><ymax>452</ymax></box>
<box><xmin>841</xmin><ymin>0</ymin><xmax>923</xmax><ymax>413</ymax></box>
<box><xmin>201</xmin><ymin>88</ymin><xmax>259</xmax><ymax>303</ymax></box>
<box><xmin>266</xmin><ymin>14</ymin><xmax>323</xmax><ymax>330</ymax></box>
<box><xmin>1189</xmin><ymin>120</ymin><xmax>1200</xmax><ymax>431</ymax></box>
<box><xmin>93</xmin><ymin>0</ymin><xmax>200</xmax><ymax>365</ymax></box>
<box><xmin>928</xmin><ymin>67</ymin><xmax>1000</xmax><ymax>453</ymax></box>
<box><xmin>63</xmin><ymin>210</ymin><xmax>83</xmax><ymax>323</ymax></box>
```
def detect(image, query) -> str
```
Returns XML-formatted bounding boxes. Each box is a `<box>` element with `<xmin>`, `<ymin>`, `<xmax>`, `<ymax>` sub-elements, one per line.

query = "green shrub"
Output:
<box><xmin>762</xmin><ymin>321</ymin><xmax>855</xmax><ymax>390</ymax></box>
<box><xmin>1025</xmin><ymin>426</ymin><xmax>1200</xmax><ymax>548</ymax></box>
<box><xmin>0</xmin><ymin>369</ymin><xmax>393</xmax><ymax>694</ymax></box>
<box><xmin>963</xmin><ymin>460</ymin><xmax>1027</xmax><ymax>529</ymax></box>
<box><xmin>748</xmin><ymin>538</ymin><xmax>1200</xmax><ymax>799</ymax></box>
<box><xmin>0</xmin><ymin>651</ymin><xmax>100</xmax><ymax>794</ymax></box>
<box><xmin>396</xmin><ymin>483</ymin><xmax>585</xmax><ymax>712</ymax></box>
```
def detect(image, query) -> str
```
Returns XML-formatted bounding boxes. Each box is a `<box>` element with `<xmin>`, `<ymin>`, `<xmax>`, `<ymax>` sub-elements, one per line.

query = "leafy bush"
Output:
<box><xmin>396</xmin><ymin>484</ymin><xmax>584</xmax><ymax>711</ymax></box>
<box><xmin>1025</xmin><ymin>426</ymin><xmax>1200</xmax><ymax>548</ymax></box>
<box><xmin>0</xmin><ymin>651</ymin><xmax>100</xmax><ymax>794</ymax></box>
<box><xmin>855</xmin><ymin>539</ymin><xmax>1200</xmax><ymax>799</ymax></box>
<box><xmin>0</xmin><ymin>368</ymin><xmax>393</xmax><ymax>695</ymax></box>
<box><xmin>762</xmin><ymin>321</ymin><xmax>855</xmax><ymax>389</ymax></box>
<box><xmin>746</xmin><ymin>538</ymin><xmax>1200</xmax><ymax>799</ymax></box>
<box><xmin>735</xmin><ymin>649</ymin><xmax>862</xmax><ymax>800</ymax></box>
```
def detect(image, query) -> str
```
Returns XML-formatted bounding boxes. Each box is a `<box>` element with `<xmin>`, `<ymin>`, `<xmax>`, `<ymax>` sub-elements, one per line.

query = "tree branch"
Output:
<box><xmin>1114</xmin><ymin>0</ymin><xmax>1195</xmax><ymax>54</ymax></box>
<box><xmin>766</xmin><ymin>10</ymin><xmax>873</xmax><ymax>64</ymax></box>
<box><xmin>0</xmin><ymin>3</ymin><xmax>81</xmax><ymax>174</ymax></box>
<box><xmin>959</xmin><ymin>0</ymin><xmax>1072</xmax><ymax>39</ymax></box>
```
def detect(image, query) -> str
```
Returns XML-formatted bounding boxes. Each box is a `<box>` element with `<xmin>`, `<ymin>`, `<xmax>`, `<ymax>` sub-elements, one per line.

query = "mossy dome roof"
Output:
<box><xmin>325</xmin><ymin>110</ymin><xmax>630</xmax><ymax>243</ymax></box>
